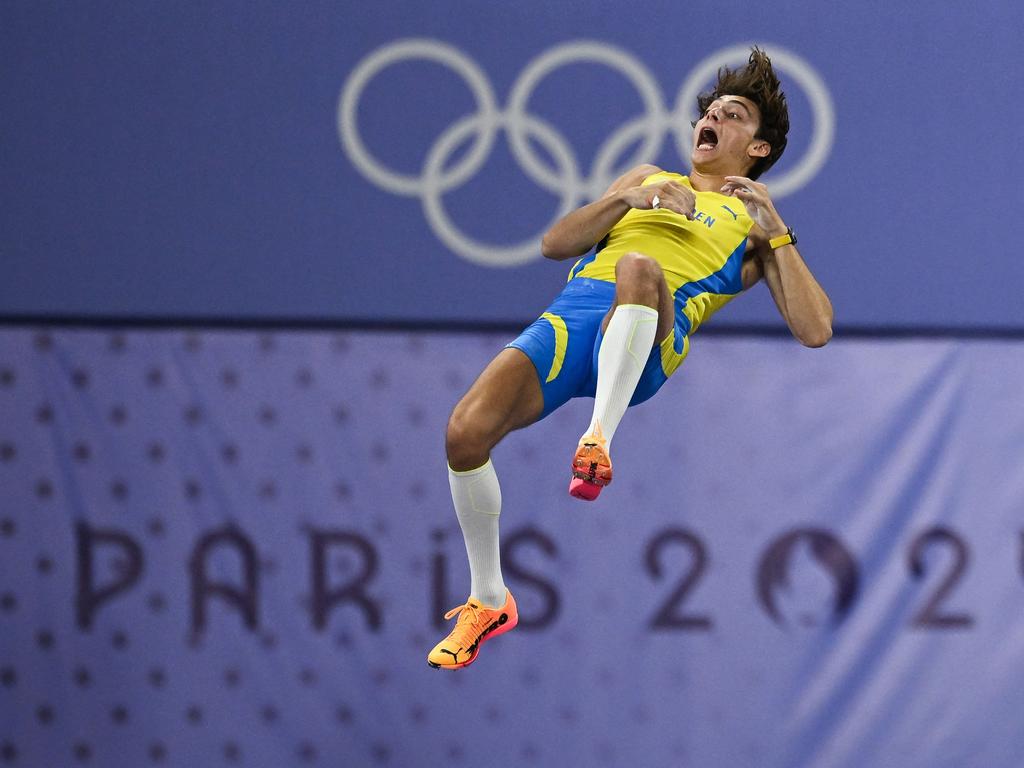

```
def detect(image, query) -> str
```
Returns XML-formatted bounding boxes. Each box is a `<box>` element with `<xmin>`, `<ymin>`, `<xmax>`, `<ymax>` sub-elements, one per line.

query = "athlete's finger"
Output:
<box><xmin>667</xmin><ymin>185</ymin><xmax>695</xmax><ymax>201</ymax></box>
<box><xmin>729</xmin><ymin>182</ymin><xmax>762</xmax><ymax>198</ymax></box>
<box><xmin>665</xmin><ymin>201</ymin><xmax>694</xmax><ymax>219</ymax></box>
<box><xmin>666</xmin><ymin>196</ymin><xmax>695</xmax><ymax>217</ymax></box>
<box><xmin>665</xmin><ymin>181</ymin><xmax>696</xmax><ymax>205</ymax></box>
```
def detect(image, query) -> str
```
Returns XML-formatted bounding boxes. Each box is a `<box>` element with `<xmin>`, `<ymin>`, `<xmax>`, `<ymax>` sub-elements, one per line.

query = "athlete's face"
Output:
<box><xmin>691</xmin><ymin>94</ymin><xmax>770</xmax><ymax>175</ymax></box>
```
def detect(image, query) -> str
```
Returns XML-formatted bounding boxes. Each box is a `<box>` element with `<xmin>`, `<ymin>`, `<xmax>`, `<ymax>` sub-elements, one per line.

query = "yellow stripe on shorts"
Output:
<box><xmin>660</xmin><ymin>331</ymin><xmax>689</xmax><ymax>378</ymax></box>
<box><xmin>540</xmin><ymin>312</ymin><xmax>568</xmax><ymax>383</ymax></box>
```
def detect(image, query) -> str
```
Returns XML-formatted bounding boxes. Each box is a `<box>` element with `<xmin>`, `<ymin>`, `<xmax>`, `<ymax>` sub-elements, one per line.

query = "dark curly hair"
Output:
<box><xmin>695</xmin><ymin>47</ymin><xmax>789</xmax><ymax>180</ymax></box>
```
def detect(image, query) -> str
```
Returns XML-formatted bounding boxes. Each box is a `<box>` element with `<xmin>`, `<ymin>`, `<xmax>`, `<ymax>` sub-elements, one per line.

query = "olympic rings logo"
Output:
<box><xmin>338</xmin><ymin>39</ymin><xmax>835</xmax><ymax>267</ymax></box>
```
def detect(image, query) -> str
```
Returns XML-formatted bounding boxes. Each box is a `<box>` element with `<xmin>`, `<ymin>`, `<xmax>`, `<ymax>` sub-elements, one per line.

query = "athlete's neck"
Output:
<box><xmin>687</xmin><ymin>169</ymin><xmax>731</xmax><ymax>194</ymax></box>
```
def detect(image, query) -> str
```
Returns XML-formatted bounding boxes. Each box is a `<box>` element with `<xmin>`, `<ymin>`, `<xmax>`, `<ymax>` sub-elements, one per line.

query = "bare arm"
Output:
<box><xmin>726</xmin><ymin>176</ymin><xmax>833</xmax><ymax>348</ymax></box>
<box><xmin>540</xmin><ymin>164</ymin><xmax>699</xmax><ymax>261</ymax></box>
<box><xmin>753</xmin><ymin>239</ymin><xmax>833</xmax><ymax>347</ymax></box>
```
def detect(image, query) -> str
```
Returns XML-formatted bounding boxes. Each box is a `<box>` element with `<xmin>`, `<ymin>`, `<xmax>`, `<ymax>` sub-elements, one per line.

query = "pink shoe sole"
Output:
<box><xmin>569</xmin><ymin>476</ymin><xmax>603</xmax><ymax>501</ymax></box>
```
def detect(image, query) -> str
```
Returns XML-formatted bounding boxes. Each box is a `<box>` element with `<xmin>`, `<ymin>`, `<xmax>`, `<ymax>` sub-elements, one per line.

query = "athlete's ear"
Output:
<box><xmin>747</xmin><ymin>139</ymin><xmax>770</xmax><ymax>159</ymax></box>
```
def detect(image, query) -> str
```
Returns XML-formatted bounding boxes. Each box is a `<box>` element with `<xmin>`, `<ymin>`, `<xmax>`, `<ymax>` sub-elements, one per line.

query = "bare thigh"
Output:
<box><xmin>446</xmin><ymin>347</ymin><xmax>544</xmax><ymax>471</ymax></box>
<box><xmin>602</xmin><ymin>252</ymin><xmax>676</xmax><ymax>344</ymax></box>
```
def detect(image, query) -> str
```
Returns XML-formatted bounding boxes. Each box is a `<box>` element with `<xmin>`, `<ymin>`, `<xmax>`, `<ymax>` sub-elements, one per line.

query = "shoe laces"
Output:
<box><xmin>443</xmin><ymin>600</ymin><xmax>490</xmax><ymax>645</ymax></box>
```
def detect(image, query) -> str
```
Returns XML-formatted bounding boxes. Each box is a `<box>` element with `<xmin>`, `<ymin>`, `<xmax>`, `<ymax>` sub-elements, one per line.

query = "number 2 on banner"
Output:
<box><xmin>645</xmin><ymin>528</ymin><xmax>712</xmax><ymax>631</ymax></box>
<box><xmin>907</xmin><ymin>526</ymin><xmax>974</xmax><ymax>629</ymax></box>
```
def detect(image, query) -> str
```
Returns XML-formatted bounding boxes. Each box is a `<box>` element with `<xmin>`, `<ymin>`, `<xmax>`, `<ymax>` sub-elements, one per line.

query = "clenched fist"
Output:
<box><xmin>620</xmin><ymin>180</ymin><xmax>696</xmax><ymax>220</ymax></box>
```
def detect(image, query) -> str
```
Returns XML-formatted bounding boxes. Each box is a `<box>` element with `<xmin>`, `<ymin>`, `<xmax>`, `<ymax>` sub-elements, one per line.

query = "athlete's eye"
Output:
<box><xmin>728</xmin><ymin>112</ymin><xmax>739</xmax><ymax>119</ymax></box>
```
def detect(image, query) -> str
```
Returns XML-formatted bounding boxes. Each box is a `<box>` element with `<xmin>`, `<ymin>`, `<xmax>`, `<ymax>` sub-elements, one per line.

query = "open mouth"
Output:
<box><xmin>696</xmin><ymin>126</ymin><xmax>718</xmax><ymax>151</ymax></box>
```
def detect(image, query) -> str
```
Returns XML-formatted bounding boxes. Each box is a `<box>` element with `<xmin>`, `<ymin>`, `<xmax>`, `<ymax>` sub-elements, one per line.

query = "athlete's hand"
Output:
<box><xmin>720</xmin><ymin>176</ymin><xmax>787</xmax><ymax>236</ymax></box>
<box><xmin>620</xmin><ymin>180</ymin><xmax>696</xmax><ymax>220</ymax></box>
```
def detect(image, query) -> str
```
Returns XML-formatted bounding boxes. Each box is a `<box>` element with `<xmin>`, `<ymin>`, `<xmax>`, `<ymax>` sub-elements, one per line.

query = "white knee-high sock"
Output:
<box><xmin>449</xmin><ymin>459</ymin><xmax>507</xmax><ymax>608</ymax></box>
<box><xmin>584</xmin><ymin>303</ymin><xmax>659</xmax><ymax>451</ymax></box>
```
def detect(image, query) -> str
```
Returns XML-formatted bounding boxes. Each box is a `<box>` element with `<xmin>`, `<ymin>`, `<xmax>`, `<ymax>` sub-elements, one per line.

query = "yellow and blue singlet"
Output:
<box><xmin>508</xmin><ymin>171</ymin><xmax>754</xmax><ymax>417</ymax></box>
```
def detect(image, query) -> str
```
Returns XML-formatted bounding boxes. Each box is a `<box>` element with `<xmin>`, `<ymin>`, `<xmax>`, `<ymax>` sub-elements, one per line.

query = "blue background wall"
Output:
<box><xmin>2</xmin><ymin>0</ymin><xmax>1023</xmax><ymax>328</ymax></box>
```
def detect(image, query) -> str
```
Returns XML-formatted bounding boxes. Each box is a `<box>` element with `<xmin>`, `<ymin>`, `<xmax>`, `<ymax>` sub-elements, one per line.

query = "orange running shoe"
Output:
<box><xmin>427</xmin><ymin>589</ymin><xmax>518</xmax><ymax>670</ymax></box>
<box><xmin>569</xmin><ymin>425</ymin><xmax>612</xmax><ymax>501</ymax></box>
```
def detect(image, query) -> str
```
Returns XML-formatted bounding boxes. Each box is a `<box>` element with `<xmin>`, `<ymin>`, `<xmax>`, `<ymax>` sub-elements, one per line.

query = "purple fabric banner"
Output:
<box><xmin>1</xmin><ymin>327</ymin><xmax>1023</xmax><ymax>767</ymax></box>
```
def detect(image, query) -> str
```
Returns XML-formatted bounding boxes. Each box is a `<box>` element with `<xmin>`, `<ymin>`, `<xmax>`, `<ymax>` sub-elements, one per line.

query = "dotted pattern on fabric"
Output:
<box><xmin>2</xmin><ymin>328</ymin><xmax>1023</xmax><ymax>768</ymax></box>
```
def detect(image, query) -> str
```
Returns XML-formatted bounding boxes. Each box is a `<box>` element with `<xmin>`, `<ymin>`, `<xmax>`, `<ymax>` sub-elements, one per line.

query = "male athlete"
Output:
<box><xmin>428</xmin><ymin>48</ymin><xmax>833</xmax><ymax>669</ymax></box>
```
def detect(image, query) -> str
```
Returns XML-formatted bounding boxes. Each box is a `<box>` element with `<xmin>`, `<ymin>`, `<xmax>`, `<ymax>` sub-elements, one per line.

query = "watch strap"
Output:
<box><xmin>768</xmin><ymin>227</ymin><xmax>796</xmax><ymax>250</ymax></box>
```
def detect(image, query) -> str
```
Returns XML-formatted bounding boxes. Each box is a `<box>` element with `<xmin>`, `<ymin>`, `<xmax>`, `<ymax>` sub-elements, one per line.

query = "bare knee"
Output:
<box><xmin>444</xmin><ymin>348</ymin><xmax>543</xmax><ymax>471</ymax></box>
<box><xmin>615</xmin><ymin>252</ymin><xmax>664</xmax><ymax>298</ymax></box>
<box><xmin>445</xmin><ymin>405</ymin><xmax>493</xmax><ymax>472</ymax></box>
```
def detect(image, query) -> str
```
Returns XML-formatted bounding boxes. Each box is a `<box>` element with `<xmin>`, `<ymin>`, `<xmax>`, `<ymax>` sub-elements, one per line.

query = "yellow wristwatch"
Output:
<box><xmin>768</xmin><ymin>227</ymin><xmax>797</xmax><ymax>250</ymax></box>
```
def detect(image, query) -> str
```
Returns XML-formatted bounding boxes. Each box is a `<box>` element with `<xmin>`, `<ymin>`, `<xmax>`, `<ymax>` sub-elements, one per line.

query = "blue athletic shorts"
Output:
<box><xmin>507</xmin><ymin>277</ymin><xmax>690</xmax><ymax>419</ymax></box>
